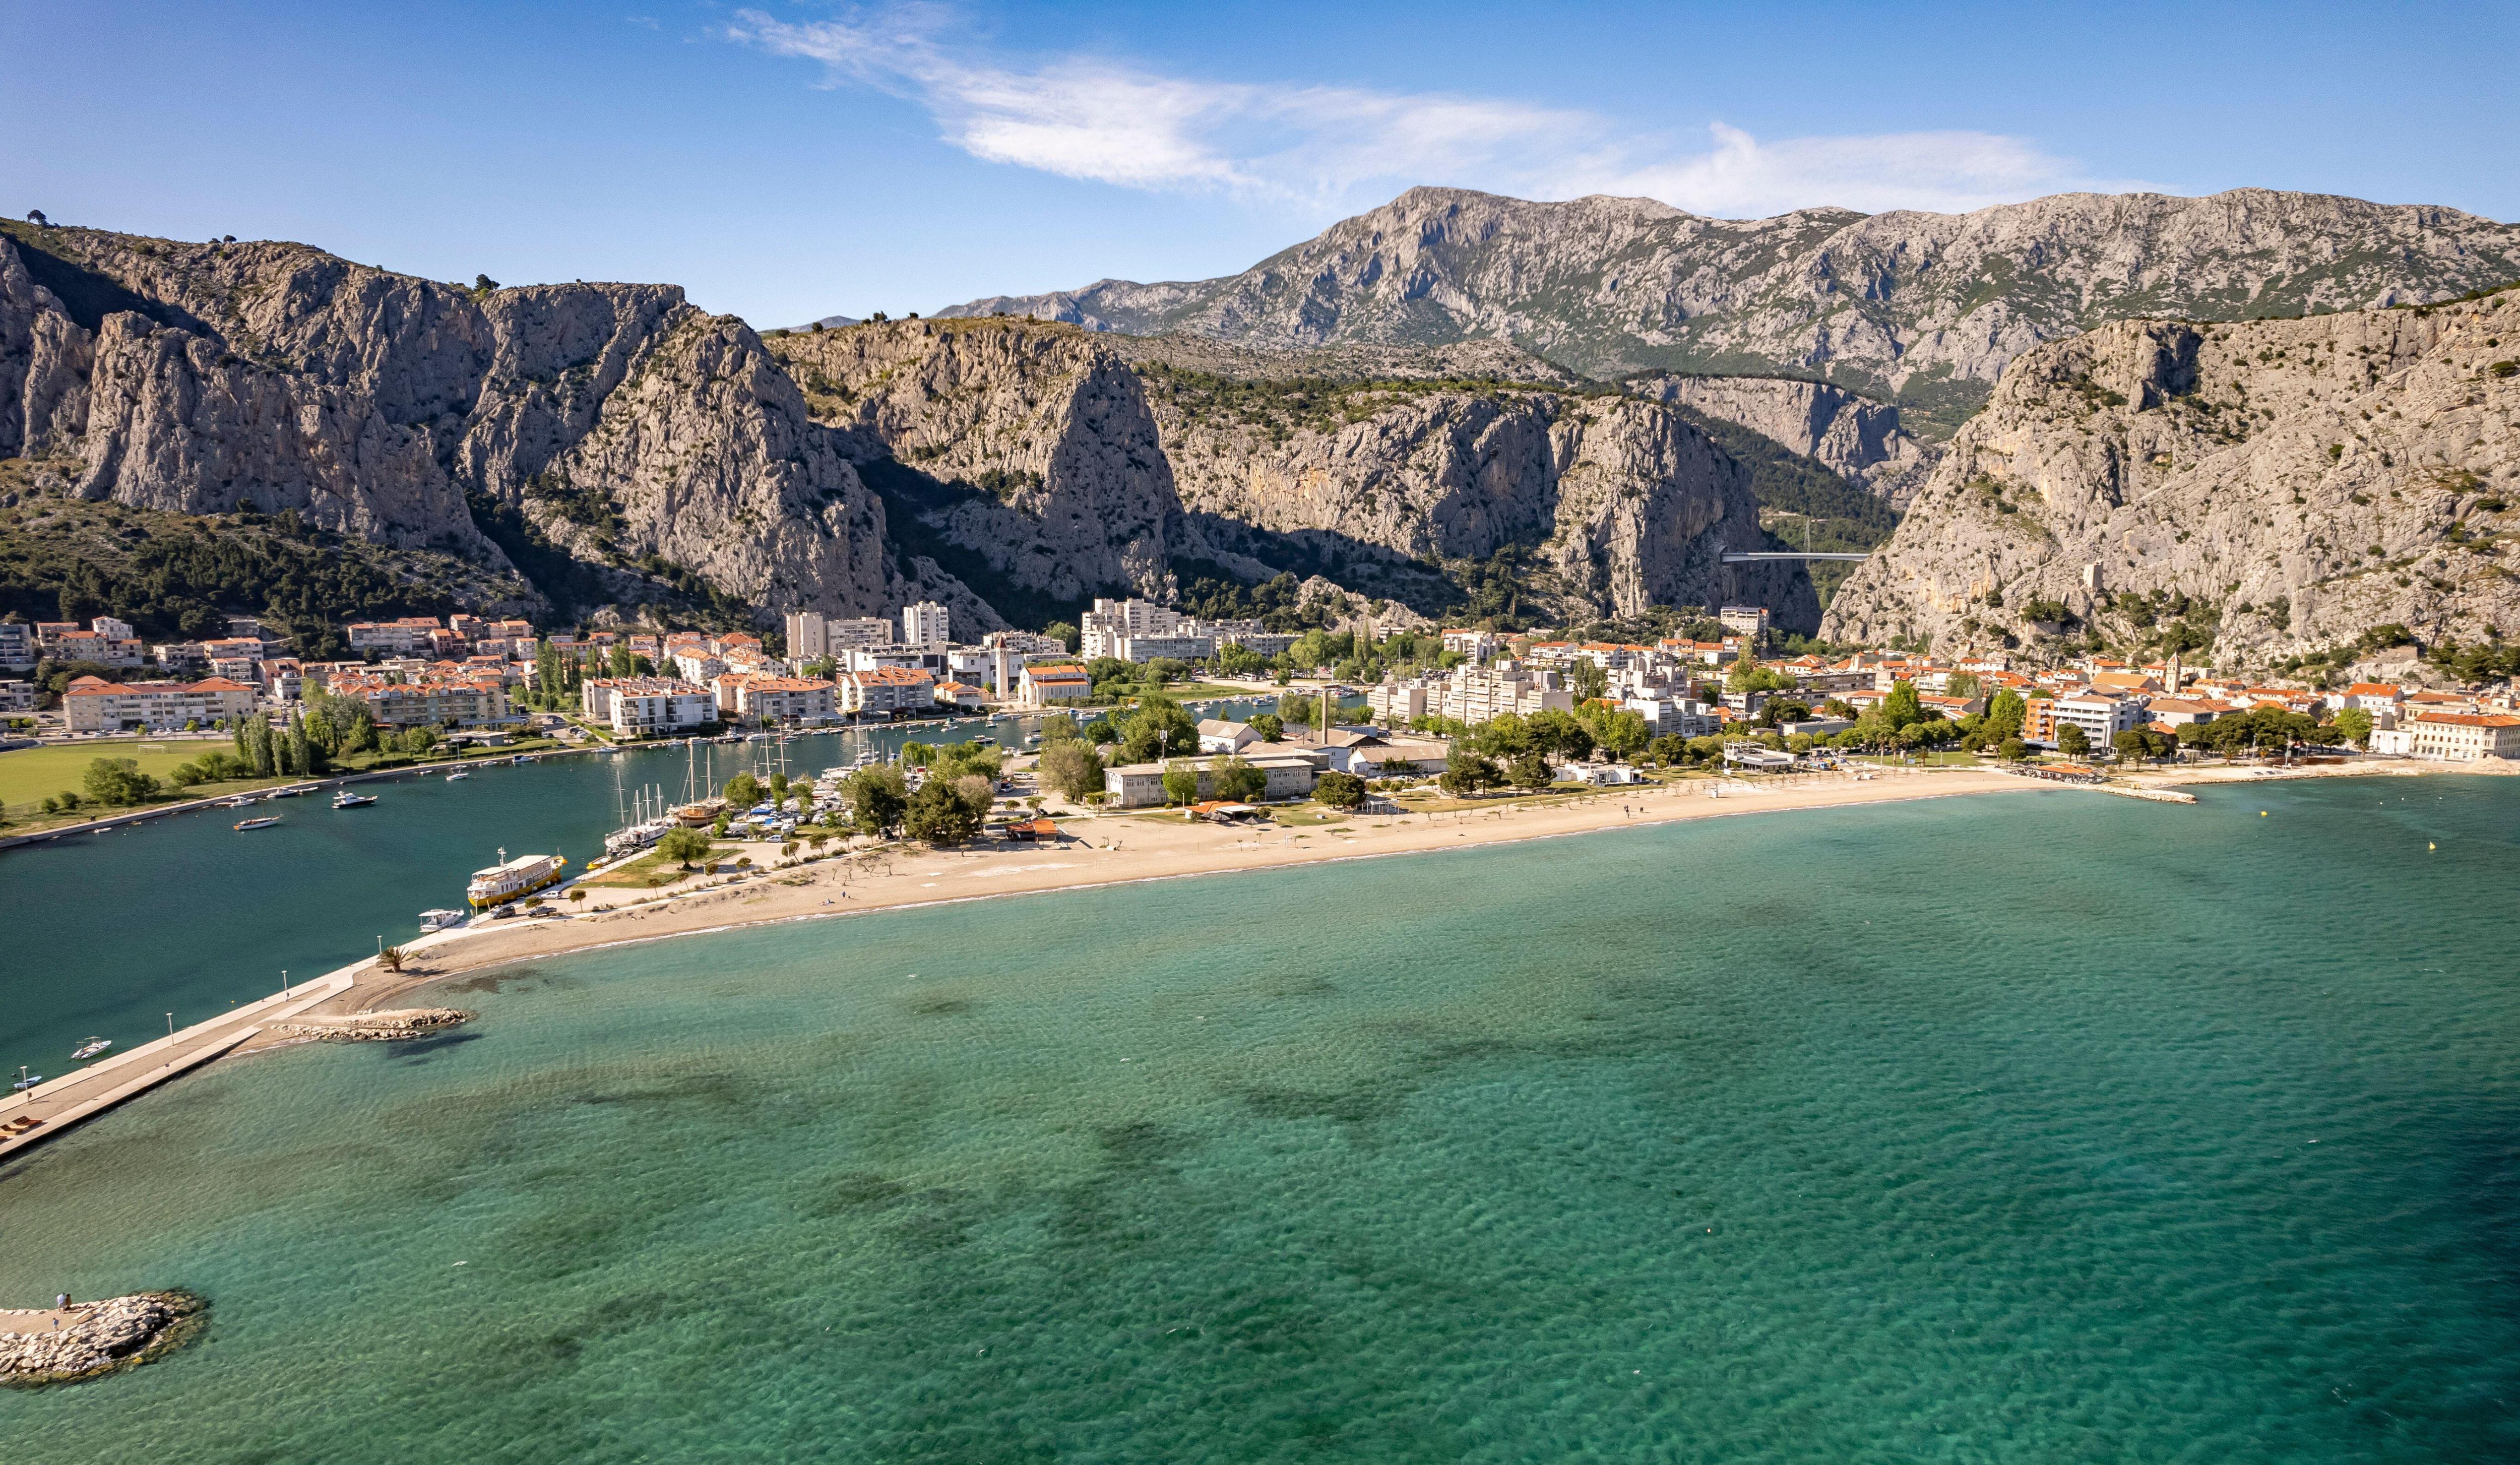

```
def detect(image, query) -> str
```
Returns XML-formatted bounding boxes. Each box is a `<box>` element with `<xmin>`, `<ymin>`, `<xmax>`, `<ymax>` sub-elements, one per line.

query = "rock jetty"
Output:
<box><xmin>0</xmin><ymin>1292</ymin><xmax>203</xmax><ymax>1386</ymax></box>
<box><xmin>276</xmin><ymin>1007</ymin><xmax>473</xmax><ymax>1042</ymax></box>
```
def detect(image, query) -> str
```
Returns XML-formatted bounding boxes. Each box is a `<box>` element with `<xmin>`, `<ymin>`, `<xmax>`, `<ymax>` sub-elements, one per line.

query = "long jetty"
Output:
<box><xmin>0</xmin><ymin>965</ymin><xmax>359</xmax><ymax>1162</ymax></box>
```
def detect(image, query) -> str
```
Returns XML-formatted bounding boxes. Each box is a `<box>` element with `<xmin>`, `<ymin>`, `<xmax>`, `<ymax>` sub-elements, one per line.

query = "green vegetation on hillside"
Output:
<box><xmin>0</xmin><ymin>463</ymin><xmax>501</xmax><ymax>656</ymax></box>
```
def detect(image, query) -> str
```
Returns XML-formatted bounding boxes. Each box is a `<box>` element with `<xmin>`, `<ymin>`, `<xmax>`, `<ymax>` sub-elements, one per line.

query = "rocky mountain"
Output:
<box><xmin>0</xmin><ymin>221</ymin><xmax>951</xmax><ymax>627</ymax></box>
<box><xmin>940</xmin><ymin>186</ymin><xmax>2520</xmax><ymax>431</ymax></box>
<box><xmin>766</xmin><ymin>317</ymin><xmax>1812</xmax><ymax>629</ymax></box>
<box><xmin>1626</xmin><ymin>372</ymin><xmax>1936</xmax><ymax>506</ymax></box>
<box><xmin>1820</xmin><ymin>286</ymin><xmax>2520</xmax><ymax>669</ymax></box>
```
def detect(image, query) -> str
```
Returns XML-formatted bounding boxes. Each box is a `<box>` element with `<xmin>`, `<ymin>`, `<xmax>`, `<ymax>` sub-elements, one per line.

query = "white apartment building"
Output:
<box><xmin>0</xmin><ymin>679</ymin><xmax>39</xmax><ymax>715</ymax></box>
<box><xmin>783</xmin><ymin>610</ymin><xmax>830</xmax><ymax>662</ymax></box>
<box><xmin>1368</xmin><ymin>682</ymin><xmax>1431</xmax><ymax>722</ymax></box>
<box><xmin>1081</xmin><ymin>598</ymin><xmax>1278</xmax><ymax>663</ymax></box>
<box><xmin>900</xmin><ymin>601</ymin><xmax>951</xmax><ymax>647</ymax></box>
<box><xmin>839</xmin><ymin>666</ymin><xmax>936</xmax><ymax>717</ymax></box>
<box><xmin>0</xmin><ymin>622</ymin><xmax>33</xmax><ymax>670</ymax></box>
<box><xmin>1432</xmin><ymin>665</ymin><xmax>1574</xmax><ymax>726</ymax></box>
<box><xmin>983</xmin><ymin>630</ymin><xmax>1067</xmax><ymax>657</ymax></box>
<box><xmin>1623</xmin><ymin>695</ymin><xmax>1721</xmax><ymax>739</ymax></box>
<box><xmin>2028</xmin><ymin>690</ymin><xmax>2146</xmax><ymax>748</ymax></box>
<box><xmin>1719</xmin><ymin>606</ymin><xmax>1772</xmax><ymax>638</ymax></box>
<box><xmin>345</xmin><ymin>617</ymin><xmax>443</xmax><ymax>656</ymax></box>
<box><xmin>2380</xmin><ymin>712</ymin><xmax>2520</xmax><ymax>760</ymax></box>
<box><xmin>582</xmin><ymin>677</ymin><xmax>716</xmax><ymax>737</ymax></box>
<box><xmin>726</xmin><ymin>675</ymin><xmax>839</xmax><ymax>725</ymax></box>
<box><xmin>61</xmin><ymin>675</ymin><xmax>259</xmax><ymax>732</ymax></box>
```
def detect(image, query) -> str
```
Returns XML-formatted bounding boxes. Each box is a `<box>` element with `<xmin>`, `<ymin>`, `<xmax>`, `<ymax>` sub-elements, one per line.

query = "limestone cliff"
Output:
<box><xmin>0</xmin><ymin>224</ymin><xmax>953</xmax><ymax>626</ymax></box>
<box><xmin>768</xmin><ymin>318</ymin><xmax>1810</xmax><ymax>627</ymax></box>
<box><xmin>1820</xmin><ymin>288</ymin><xmax>2520</xmax><ymax>666</ymax></box>
<box><xmin>941</xmin><ymin>186</ymin><xmax>2520</xmax><ymax>428</ymax></box>
<box><xmin>1627</xmin><ymin>373</ymin><xmax>1937</xmax><ymax>506</ymax></box>
<box><xmin>766</xmin><ymin>320</ymin><xmax>1178</xmax><ymax>614</ymax></box>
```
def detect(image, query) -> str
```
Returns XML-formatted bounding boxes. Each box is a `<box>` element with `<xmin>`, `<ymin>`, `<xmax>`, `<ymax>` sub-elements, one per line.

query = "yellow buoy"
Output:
<box><xmin>2429</xmin><ymin>842</ymin><xmax>2437</xmax><ymax>851</ymax></box>
<box><xmin>2260</xmin><ymin>810</ymin><xmax>2269</xmax><ymax>817</ymax></box>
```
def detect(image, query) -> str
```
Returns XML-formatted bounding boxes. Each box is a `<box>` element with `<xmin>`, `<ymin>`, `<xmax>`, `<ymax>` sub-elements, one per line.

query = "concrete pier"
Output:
<box><xmin>0</xmin><ymin>967</ymin><xmax>357</xmax><ymax>1162</ymax></box>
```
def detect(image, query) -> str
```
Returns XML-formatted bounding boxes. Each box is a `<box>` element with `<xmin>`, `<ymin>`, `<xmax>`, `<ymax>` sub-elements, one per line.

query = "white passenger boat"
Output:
<box><xmin>417</xmin><ymin>908</ymin><xmax>467</xmax><ymax>933</ymax></box>
<box><xmin>465</xmin><ymin>848</ymin><xmax>569</xmax><ymax>910</ymax></box>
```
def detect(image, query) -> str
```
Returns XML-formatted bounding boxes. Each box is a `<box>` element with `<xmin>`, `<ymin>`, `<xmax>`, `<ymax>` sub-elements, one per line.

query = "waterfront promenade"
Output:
<box><xmin>0</xmin><ymin>968</ymin><xmax>358</xmax><ymax>1161</ymax></box>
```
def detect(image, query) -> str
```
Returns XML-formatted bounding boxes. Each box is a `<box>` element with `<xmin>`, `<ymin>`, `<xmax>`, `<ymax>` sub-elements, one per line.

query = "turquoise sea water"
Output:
<box><xmin>2</xmin><ymin>776</ymin><xmax>2515</xmax><ymax>1461</ymax></box>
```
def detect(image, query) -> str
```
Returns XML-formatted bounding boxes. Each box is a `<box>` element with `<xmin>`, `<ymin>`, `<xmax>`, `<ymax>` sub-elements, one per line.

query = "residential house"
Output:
<box><xmin>1103</xmin><ymin>753</ymin><xmax>1322</xmax><ymax>807</ymax></box>
<box><xmin>1197</xmin><ymin>719</ymin><xmax>1261</xmax><ymax>754</ymax></box>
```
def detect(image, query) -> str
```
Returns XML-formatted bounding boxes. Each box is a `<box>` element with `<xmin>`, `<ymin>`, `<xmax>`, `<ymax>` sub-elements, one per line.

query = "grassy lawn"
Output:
<box><xmin>583</xmin><ymin>842</ymin><xmax>740</xmax><ymax>887</ymax></box>
<box><xmin>0</xmin><ymin>733</ymin><xmax>570</xmax><ymax>833</ymax></box>
<box><xmin>1268</xmin><ymin>805</ymin><xmax>1350</xmax><ymax>826</ymax></box>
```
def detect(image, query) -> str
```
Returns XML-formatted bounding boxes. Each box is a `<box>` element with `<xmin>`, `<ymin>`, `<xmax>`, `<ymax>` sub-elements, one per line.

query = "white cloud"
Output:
<box><xmin>724</xmin><ymin>8</ymin><xmax>2137</xmax><ymax>219</ymax></box>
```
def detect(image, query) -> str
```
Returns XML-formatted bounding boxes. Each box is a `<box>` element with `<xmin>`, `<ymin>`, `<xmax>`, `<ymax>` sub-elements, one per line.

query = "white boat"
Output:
<box><xmin>446</xmin><ymin>770</ymin><xmax>471</xmax><ymax>782</ymax></box>
<box><xmin>12</xmin><ymin>1068</ymin><xmax>42</xmax><ymax>1092</ymax></box>
<box><xmin>266</xmin><ymin>786</ymin><xmax>307</xmax><ymax>798</ymax></box>
<box><xmin>234</xmin><ymin>815</ymin><xmax>283</xmax><ymax>830</ymax></box>
<box><xmin>603</xmin><ymin>818</ymin><xmax>672</xmax><ymax>858</ymax></box>
<box><xmin>70</xmin><ymin>1037</ymin><xmax>112</xmax><ymax>1062</ymax></box>
<box><xmin>333</xmin><ymin>791</ymin><xmax>377</xmax><ymax>809</ymax></box>
<box><xmin>466</xmin><ymin>848</ymin><xmax>569</xmax><ymax>909</ymax></box>
<box><xmin>417</xmin><ymin>908</ymin><xmax>467</xmax><ymax>933</ymax></box>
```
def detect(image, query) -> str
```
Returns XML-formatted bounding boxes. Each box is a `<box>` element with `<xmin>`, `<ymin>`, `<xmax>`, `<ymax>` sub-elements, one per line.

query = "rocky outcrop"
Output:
<box><xmin>0</xmin><ymin>225</ymin><xmax>967</xmax><ymax>624</ymax></box>
<box><xmin>940</xmin><ymin>186</ymin><xmax>2520</xmax><ymax>425</ymax></box>
<box><xmin>75</xmin><ymin>312</ymin><xmax>475</xmax><ymax>549</ymax></box>
<box><xmin>529</xmin><ymin>312</ymin><xmax>929</xmax><ymax>622</ymax></box>
<box><xmin>768</xmin><ymin>320</ymin><xmax>1179</xmax><ymax>607</ymax></box>
<box><xmin>1820</xmin><ymin>288</ymin><xmax>2520</xmax><ymax>666</ymax></box>
<box><xmin>1144</xmin><ymin>371</ymin><xmax>1812</xmax><ymax>625</ymax></box>
<box><xmin>1627</xmin><ymin>373</ymin><xmax>1938</xmax><ymax>505</ymax></box>
<box><xmin>0</xmin><ymin>1292</ymin><xmax>203</xmax><ymax>1386</ymax></box>
<box><xmin>277</xmin><ymin>1007</ymin><xmax>471</xmax><ymax>1041</ymax></box>
<box><xmin>0</xmin><ymin>238</ymin><xmax>91</xmax><ymax>458</ymax></box>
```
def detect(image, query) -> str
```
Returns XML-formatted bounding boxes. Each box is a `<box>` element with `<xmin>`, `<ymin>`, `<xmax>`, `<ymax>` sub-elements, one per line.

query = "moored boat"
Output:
<box><xmin>333</xmin><ymin>791</ymin><xmax>377</xmax><ymax>809</ymax></box>
<box><xmin>417</xmin><ymin>908</ymin><xmax>467</xmax><ymax>933</ymax></box>
<box><xmin>465</xmin><ymin>848</ymin><xmax>569</xmax><ymax>909</ymax></box>
<box><xmin>234</xmin><ymin>815</ymin><xmax>283</xmax><ymax>830</ymax></box>
<box><xmin>70</xmin><ymin>1037</ymin><xmax>112</xmax><ymax>1062</ymax></box>
<box><xmin>445</xmin><ymin>770</ymin><xmax>471</xmax><ymax>782</ymax></box>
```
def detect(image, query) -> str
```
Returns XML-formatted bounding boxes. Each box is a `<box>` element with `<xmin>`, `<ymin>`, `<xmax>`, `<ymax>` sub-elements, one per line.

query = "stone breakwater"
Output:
<box><xmin>0</xmin><ymin>1292</ymin><xmax>204</xmax><ymax>1385</ymax></box>
<box><xmin>275</xmin><ymin>1008</ymin><xmax>474</xmax><ymax>1042</ymax></box>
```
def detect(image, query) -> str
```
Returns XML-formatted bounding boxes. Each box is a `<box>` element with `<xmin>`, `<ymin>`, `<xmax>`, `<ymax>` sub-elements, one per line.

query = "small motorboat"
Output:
<box><xmin>418</xmin><ymin>908</ymin><xmax>467</xmax><ymax>933</ymax></box>
<box><xmin>234</xmin><ymin>815</ymin><xmax>283</xmax><ymax>830</ymax></box>
<box><xmin>267</xmin><ymin>786</ymin><xmax>307</xmax><ymax>798</ymax></box>
<box><xmin>70</xmin><ymin>1037</ymin><xmax>112</xmax><ymax>1062</ymax></box>
<box><xmin>446</xmin><ymin>770</ymin><xmax>471</xmax><ymax>782</ymax></box>
<box><xmin>11</xmin><ymin>1069</ymin><xmax>42</xmax><ymax>1092</ymax></box>
<box><xmin>333</xmin><ymin>791</ymin><xmax>377</xmax><ymax>809</ymax></box>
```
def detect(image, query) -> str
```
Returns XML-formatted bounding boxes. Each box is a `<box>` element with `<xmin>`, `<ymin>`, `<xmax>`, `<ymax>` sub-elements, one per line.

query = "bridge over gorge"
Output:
<box><xmin>1720</xmin><ymin>551</ymin><xmax>1872</xmax><ymax>563</ymax></box>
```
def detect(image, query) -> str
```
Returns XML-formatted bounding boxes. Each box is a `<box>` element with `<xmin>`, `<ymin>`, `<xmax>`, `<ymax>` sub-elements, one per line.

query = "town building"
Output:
<box><xmin>900</xmin><ymin>600</ymin><xmax>951</xmax><ymax>648</ymax></box>
<box><xmin>723</xmin><ymin>675</ymin><xmax>839</xmax><ymax>725</ymax></box>
<box><xmin>0</xmin><ymin>621</ymin><xmax>33</xmax><ymax>670</ymax></box>
<box><xmin>1440</xmin><ymin>629</ymin><xmax>1500</xmax><ymax>663</ymax></box>
<box><xmin>1018</xmin><ymin>662</ymin><xmax>1093</xmax><ymax>706</ymax></box>
<box><xmin>1103</xmin><ymin>753</ymin><xmax>1323</xmax><ymax>808</ymax></box>
<box><xmin>2381</xmin><ymin>712</ymin><xmax>2520</xmax><ymax>760</ymax></box>
<box><xmin>1367</xmin><ymin>681</ymin><xmax>1431</xmax><ymax>723</ymax></box>
<box><xmin>2022</xmin><ymin>690</ymin><xmax>2145</xmax><ymax>748</ymax></box>
<box><xmin>1719</xmin><ymin>606</ymin><xmax>1771</xmax><ymax>639</ymax></box>
<box><xmin>933</xmin><ymin>680</ymin><xmax>989</xmax><ymax>712</ymax></box>
<box><xmin>0</xmin><ymin>679</ymin><xmax>38</xmax><ymax>715</ymax></box>
<box><xmin>783</xmin><ymin>610</ymin><xmax>830</xmax><ymax>662</ymax></box>
<box><xmin>61</xmin><ymin>675</ymin><xmax>259</xmax><ymax>733</ymax></box>
<box><xmin>838</xmin><ymin>666</ymin><xmax>936</xmax><ymax>718</ymax></box>
<box><xmin>1430</xmin><ymin>665</ymin><xmax>1573</xmax><ymax>725</ymax></box>
<box><xmin>345</xmin><ymin>616</ymin><xmax>445</xmax><ymax>656</ymax></box>
<box><xmin>581</xmin><ymin>677</ymin><xmax>717</xmax><ymax>738</ymax></box>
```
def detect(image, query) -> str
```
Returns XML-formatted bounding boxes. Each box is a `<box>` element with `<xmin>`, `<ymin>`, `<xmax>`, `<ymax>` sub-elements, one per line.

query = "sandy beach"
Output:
<box><xmin>308</xmin><ymin>766</ymin><xmax>2031</xmax><ymax>1015</ymax></box>
<box><xmin>256</xmin><ymin>753</ymin><xmax>2515</xmax><ymax>1030</ymax></box>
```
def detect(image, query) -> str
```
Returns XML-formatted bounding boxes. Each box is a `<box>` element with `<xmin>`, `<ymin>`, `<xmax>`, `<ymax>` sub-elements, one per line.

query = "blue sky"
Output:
<box><xmin>6</xmin><ymin>1</ymin><xmax>2513</xmax><ymax>325</ymax></box>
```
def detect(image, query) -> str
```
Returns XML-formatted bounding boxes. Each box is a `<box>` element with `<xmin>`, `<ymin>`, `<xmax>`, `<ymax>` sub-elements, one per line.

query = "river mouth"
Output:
<box><xmin>1</xmin><ymin>779</ymin><xmax>2513</xmax><ymax>1460</ymax></box>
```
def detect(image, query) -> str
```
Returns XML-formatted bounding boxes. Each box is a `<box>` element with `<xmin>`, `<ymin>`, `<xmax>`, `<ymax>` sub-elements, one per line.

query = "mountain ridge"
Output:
<box><xmin>936</xmin><ymin>185</ymin><xmax>2520</xmax><ymax>431</ymax></box>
